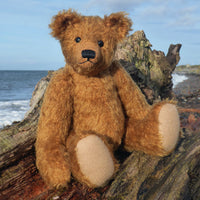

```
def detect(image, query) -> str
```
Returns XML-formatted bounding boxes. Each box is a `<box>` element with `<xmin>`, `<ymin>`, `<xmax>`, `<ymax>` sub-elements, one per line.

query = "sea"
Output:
<box><xmin>0</xmin><ymin>71</ymin><xmax>187</xmax><ymax>129</ymax></box>
<box><xmin>0</xmin><ymin>70</ymin><xmax>48</xmax><ymax>129</ymax></box>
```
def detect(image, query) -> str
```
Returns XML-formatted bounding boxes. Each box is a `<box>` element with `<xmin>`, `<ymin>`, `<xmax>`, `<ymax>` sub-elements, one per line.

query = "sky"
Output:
<box><xmin>0</xmin><ymin>0</ymin><xmax>200</xmax><ymax>70</ymax></box>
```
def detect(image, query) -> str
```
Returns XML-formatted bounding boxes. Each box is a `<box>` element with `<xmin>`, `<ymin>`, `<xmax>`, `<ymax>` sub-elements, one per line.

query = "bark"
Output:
<box><xmin>1</xmin><ymin>31</ymin><xmax>198</xmax><ymax>200</ymax></box>
<box><xmin>105</xmin><ymin>129</ymin><xmax>200</xmax><ymax>200</ymax></box>
<box><xmin>166</xmin><ymin>44</ymin><xmax>182</xmax><ymax>69</ymax></box>
<box><xmin>115</xmin><ymin>31</ymin><xmax>182</xmax><ymax>103</ymax></box>
<box><xmin>0</xmin><ymin>75</ymin><xmax>51</xmax><ymax>200</ymax></box>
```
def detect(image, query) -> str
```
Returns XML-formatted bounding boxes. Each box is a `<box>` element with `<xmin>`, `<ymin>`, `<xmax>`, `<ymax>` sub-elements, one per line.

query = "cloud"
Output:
<box><xmin>133</xmin><ymin>0</ymin><xmax>200</xmax><ymax>30</ymax></box>
<box><xmin>139</xmin><ymin>5</ymin><xmax>168</xmax><ymax>18</ymax></box>
<box><xmin>191</xmin><ymin>42</ymin><xmax>200</xmax><ymax>46</ymax></box>
<box><xmin>169</xmin><ymin>6</ymin><xmax>200</xmax><ymax>28</ymax></box>
<box><xmin>85</xmin><ymin>0</ymin><xmax>147</xmax><ymax>13</ymax></box>
<box><xmin>170</xmin><ymin>15</ymin><xmax>196</xmax><ymax>27</ymax></box>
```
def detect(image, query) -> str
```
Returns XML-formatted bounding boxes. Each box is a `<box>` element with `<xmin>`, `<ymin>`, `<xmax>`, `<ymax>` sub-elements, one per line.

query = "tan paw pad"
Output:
<box><xmin>159</xmin><ymin>104</ymin><xmax>180</xmax><ymax>152</ymax></box>
<box><xmin>76</xmin><ymin>135</ymin><xmax>114</xmax><ymax>187</ymax></box>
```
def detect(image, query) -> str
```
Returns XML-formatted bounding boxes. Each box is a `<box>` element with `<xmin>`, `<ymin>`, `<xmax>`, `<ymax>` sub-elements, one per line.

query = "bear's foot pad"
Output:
<box><xmin>76</xmin><ymin>135</ymin><xmax>114</xmax><ymax>187</ymax></box>
<box><xmin>159</xmin><ymin>104</ymin><xmax>180</xmax><ymax>152</ymax></box>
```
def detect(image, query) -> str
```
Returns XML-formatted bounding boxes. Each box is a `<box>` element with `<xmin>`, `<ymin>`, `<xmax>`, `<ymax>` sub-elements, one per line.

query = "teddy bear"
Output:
<box><xmin>35</xmin><ymin>9</ymin><xmax>180</xmax><ymax>189</ymax></box>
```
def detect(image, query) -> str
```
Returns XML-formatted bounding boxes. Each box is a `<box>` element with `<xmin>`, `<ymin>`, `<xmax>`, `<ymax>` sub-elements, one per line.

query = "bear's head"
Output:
<box><xmin>49</xmin><ymin>9</ymin><xmax>132</xmax><ymax>76</ymax></box>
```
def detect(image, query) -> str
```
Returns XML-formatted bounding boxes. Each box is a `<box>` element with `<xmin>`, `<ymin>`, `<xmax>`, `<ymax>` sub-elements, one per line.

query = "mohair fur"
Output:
<box><xmin>35</xmin><ymin>9</ymin><xmax>180</xmax><ymax>189</ymax></box>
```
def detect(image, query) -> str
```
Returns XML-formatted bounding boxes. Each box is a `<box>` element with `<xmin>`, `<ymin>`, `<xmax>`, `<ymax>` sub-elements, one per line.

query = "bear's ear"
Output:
<box><xmin>49</xmin><ymin>9</ymin><xmax>81</xmax><ymax>40</ymax></box>
<box><xmin>104</xmin><ymin>12</ymin><xmax>132</xmax><ymax>41</ymax></box>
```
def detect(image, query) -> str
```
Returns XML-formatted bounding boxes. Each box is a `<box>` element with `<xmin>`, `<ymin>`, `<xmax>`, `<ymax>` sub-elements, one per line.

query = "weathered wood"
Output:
<box><xmin>0</xmin><ymin>75</ymin><xmax>51</xmax><ymax>200</ymax></box>
<box><xmin>115</xmin><ymin>31</ymin><xmax>182</xmax><ymax>103</ymax></box>
<box><xmin>179</xmin><ymin>107</ymin><xmax>200</xmax><ymax>114</ymax></box>
<box><xmin>166</xmin><ymin>44</ymin><xmax>182</xmax><ymax>69</ymax></box>
<box><xmin>0</xmin><ymin>101</ymin><xmax>44</xmax><ymax>200</ymax></box>
<box><xmin>105</xmin><ymin>130</ymin><xmax>200</xmax><ymax>200</ymax></box>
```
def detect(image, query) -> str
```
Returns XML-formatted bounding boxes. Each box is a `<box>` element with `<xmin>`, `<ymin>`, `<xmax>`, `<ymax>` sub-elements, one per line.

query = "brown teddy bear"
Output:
<box><xmin>35</xmin><ymin>9</ymin><xmax>180</xmax><ymax>189</ymax></box>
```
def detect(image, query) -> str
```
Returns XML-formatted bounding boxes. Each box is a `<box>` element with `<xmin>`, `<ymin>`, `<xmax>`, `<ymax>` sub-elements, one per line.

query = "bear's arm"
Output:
<box><xmin>35</xmin><ymin>67</ymin><xmax>73</xmax><ymax>187</ymax></box>
<box><xmin>111</xmin><ymin>61</ymin><xmax>180</xmax><ymax>156</ymax></box>
<box><xmin>111</xmin><ymin>61</ymin><xmax>152</xmax><ymax>120</ymax></box>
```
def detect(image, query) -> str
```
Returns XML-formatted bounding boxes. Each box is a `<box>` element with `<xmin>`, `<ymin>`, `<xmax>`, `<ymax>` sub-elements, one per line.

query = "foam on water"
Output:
<box><xmin>0</xmin><ymin>100</ymin><xmax>30</xmax><ymax>128</ymax></box>
<box><xmin>0</xmin><ymin>70</ymin><xmax>48</xmax><ymax>129</ymax></box>
<box><xmin>172</xmin><ymin>73</ymin><xmax>188</xmax><ymax>88</ymax></box>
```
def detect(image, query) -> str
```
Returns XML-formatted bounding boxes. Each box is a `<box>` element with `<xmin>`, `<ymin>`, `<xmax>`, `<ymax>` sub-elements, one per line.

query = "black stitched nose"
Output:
<box><xmin>82</xmin><ymin>50</ymin><xmax>96</xmax><ymax>59</ymax></box>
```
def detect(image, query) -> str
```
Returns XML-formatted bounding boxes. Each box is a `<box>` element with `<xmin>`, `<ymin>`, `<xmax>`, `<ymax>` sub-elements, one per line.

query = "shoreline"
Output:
<box><xmin>173</xmin><ymin>74</ymin><xmax>200</xmax><ymax>109</ymax></box>
<box><xmin>173</xmin><ymin>74</ymin><xmax>200</xmax><ymax>95</ymax></box>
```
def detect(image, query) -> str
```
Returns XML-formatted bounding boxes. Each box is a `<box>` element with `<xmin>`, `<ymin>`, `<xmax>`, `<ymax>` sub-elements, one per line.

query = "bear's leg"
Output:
<box><xmin>36</xmin><ymin>143</ymin><xmax>71</xmax><ymax>188</ymax></box>
<box><xmin>124</xmin><ymin>102</ymin><xmax>180</xmax><ymax>156</ymax></box>
<box><xmin>67</xmin><ymin>133</ymin><xmax>117</xmax><ymax>188</ymax></box>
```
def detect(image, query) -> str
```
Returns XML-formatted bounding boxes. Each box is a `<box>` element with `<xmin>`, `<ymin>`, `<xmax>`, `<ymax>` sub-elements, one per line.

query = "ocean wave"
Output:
<box><xmin>172</xmin><ymin>73</ymin><xmax>188</xmax><ymax>88</ymax></box>
<box><xmin>0</xmin><ymin>100</ymin><xmax>30</xmax><ymax>128</ymax></box>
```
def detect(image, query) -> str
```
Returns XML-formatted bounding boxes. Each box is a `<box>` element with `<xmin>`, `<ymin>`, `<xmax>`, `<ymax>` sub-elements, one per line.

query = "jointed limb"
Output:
<box><xmin>112</xmin><ymin>61</ymin><xmax>180</xmax><ymax>156</ymax></box>
<box><xmin>36</xmin><ymin>68</ymin><xmax>74</xmax><ymax>188</ymax></box>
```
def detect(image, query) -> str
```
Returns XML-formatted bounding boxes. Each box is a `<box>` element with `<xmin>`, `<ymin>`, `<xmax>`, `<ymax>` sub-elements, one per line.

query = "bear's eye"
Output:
<box><xmin>75</xmin><ymin>37</ymin><xmax>81</xmax><ymax>43</ymax></box>
<box><xmin>98</xmin><ymin>40</ymin><xmax>104</xmax><ymax>47</ymax></box>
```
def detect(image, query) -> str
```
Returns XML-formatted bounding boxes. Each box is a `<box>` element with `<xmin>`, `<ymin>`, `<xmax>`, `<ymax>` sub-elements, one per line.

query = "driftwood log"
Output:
<box><xmin>1</xmin><ymin>31</ymin><xmax>199</xmax><ymax>200</ymax></box>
